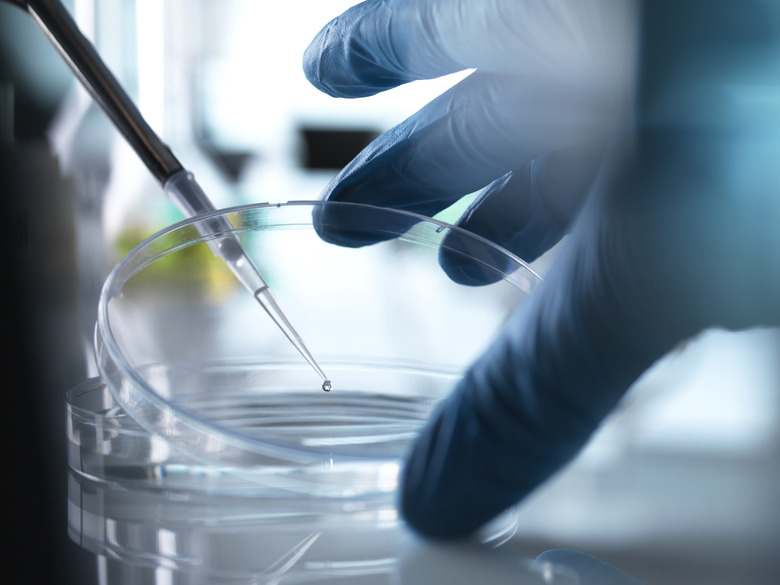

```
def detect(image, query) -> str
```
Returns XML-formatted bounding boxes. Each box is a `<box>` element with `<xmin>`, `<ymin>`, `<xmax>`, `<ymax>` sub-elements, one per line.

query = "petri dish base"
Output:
<box><xmin>92</xmin><ymin>201</ymin><xmax>540</xmax><ymax>501</ymax></box>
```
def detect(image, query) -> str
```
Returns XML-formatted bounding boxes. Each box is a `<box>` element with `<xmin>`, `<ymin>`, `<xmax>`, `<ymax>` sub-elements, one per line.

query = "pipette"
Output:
<box><xmin>10</xmin><ymin>0</ymin><xmax>331</xmax><ymax>390</ymax></box>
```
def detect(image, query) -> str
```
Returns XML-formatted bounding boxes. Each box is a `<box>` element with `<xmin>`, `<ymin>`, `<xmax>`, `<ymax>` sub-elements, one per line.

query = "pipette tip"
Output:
<box><xmin>252</xmin><ymin>287</ymin><xmax>331</xmax><ymax>392</ymax></box>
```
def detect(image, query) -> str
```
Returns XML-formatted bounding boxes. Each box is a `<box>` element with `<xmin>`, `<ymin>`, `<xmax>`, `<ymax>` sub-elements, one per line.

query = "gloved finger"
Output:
<box><xmin>439</xmin><ymin>142</ymin><xmax>605</xmax><ymax>286</ymax></box>
<box><xmin>534</xmin><ymin>550</ymin><xmax>643</xmax><ymax>585</ymax></box>
<box><xmin>400</xmin><ymin>120</ymin><xmax>780</xmax><ymax>539</ymax></box>
<box><xmin>399</xmin><ymin>178</ymin><xmax>701</xmax><ymax>539</ymax></box>
<box><xmin>397</xmin><ymin>0</ymin><xmax>780</xmax><ymax>543</ymax></box>
<box><xmin>303</xmin><ymin>0</ymin><xmax>633</xmax><ymax>98</ymax></box>
<box><xmin>313</xmin><ymin>71</ymin><xmax>607</xmax><ymax>248</ymax></box>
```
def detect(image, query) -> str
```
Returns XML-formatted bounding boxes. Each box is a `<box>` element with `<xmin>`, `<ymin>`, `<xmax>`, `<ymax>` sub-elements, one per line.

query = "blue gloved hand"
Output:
<box><xmin>304</xmin><ymin>0</ymin><xmax>634</xmax><ymax>269</ymax></box>
<box><xmin>304</xmin><ymin>0</ymin><xmax>780</xmax><ymax>538</ymax></box>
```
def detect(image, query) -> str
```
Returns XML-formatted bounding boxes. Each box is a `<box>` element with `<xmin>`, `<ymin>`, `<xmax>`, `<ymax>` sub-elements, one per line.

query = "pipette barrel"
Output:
<box><xmin>164</xmin><ymin>172</ymin><xmax>330</xmax><ymax>384</ymax></box>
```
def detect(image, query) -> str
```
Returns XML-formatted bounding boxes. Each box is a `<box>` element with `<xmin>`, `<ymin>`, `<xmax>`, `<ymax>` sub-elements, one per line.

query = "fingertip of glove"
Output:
<box><xmin>302</xmin><ymin>24</ymin><xmax>359</xmax><ymax>99</ymax></box>
<box><xmin>312</xmin><ymin>199</ymin><xmax>421</xmax><ymax>248</ymax></box>
<box><xmin>437</xmin><ymin>225</ymin><xmax>514</xmax><ymax>286</ymax></box>
<box><xmin>398</xmin><ymin>399</ymin><xmax>466</xmax><ymax>539</ymax></box>
<box><xmin>302</xmin><ymin>2</ymin><xmax>409</xmax><ymax>99</ymax></box>
<box><xmin>399</xmin><ymin>451</ymin><xmax>476</xmax><ymax>540</ymax></box>
<box><xmin>398</xmin><ymin>391</ymin><xmax>511</xmax><ymax>541</ymax></box>
<box><xmin>437</xmin><ymin>245</ymin><xmax>508</xmax><ymax>286</ymax></box>
<box><xmin>399</xmin><ymin>444</ymin><xmax>507</xmax><ymax>541</ymax></box>
<box><xmin>311</xmin><ymin>200</ymin><xmax>380</xmax><ymax>247</ymax></box>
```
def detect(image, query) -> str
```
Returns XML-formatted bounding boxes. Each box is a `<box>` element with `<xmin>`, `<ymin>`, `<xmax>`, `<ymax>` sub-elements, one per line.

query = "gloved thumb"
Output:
<box><xmin>439</xmin><ymin>141</ymin><xmax>604</xmax><ymax>285</ymax></box>
<box><xmin>400</xmin><ymin>165</ymin><xmax>697</xmax><ymax>538</ymax></box>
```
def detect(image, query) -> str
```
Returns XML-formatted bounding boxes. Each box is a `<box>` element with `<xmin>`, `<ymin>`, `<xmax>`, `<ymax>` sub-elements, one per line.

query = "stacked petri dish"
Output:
<box><xmin>65</xmin><ymin>201</ymin><xmax>564</xmax><ymax>583</ymax></box>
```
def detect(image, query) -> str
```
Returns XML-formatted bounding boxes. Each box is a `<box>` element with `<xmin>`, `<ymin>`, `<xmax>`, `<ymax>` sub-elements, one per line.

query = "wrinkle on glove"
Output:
<box><xmin>302</xmin><ymin>0</ymin><xmax>461</xmax><ymax>98</ymax></box>
<box><xmin>303</xmin><ymin>0</ymin><xmax>631</xmax><ymax>98</ymax></box>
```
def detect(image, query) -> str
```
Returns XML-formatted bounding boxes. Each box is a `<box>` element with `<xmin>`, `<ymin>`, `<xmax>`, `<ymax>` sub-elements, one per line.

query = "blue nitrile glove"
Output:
<box><xmin>304</xmin><ymin>0</ymin><xmax>635</xmax><ymax>268</ymax></box>
<box><xmin>304</xmin><ymin>0</ymin><xmax>780</xmax><ymax>538</ymax></box>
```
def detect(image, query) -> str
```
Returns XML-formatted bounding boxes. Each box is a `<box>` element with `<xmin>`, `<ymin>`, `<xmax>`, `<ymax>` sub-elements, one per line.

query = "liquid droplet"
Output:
<box><xmin>322</xmin><ymin>380</ymin><xmax>332</xmax><ymax>392</ymax></box>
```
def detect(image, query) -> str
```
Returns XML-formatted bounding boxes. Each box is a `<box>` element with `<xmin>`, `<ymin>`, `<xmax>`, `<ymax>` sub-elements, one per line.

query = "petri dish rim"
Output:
<box><xmin>96</xmin><ymin>200</ymin><xmax>541</xmax><ymax>475</ymax></box>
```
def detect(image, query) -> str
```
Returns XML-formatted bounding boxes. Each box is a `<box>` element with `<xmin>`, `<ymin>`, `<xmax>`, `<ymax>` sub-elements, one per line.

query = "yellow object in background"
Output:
<box><xmin>115</xmin><ymin>225</ymin><xmax>237</xmax><ymax>301</ymax></box>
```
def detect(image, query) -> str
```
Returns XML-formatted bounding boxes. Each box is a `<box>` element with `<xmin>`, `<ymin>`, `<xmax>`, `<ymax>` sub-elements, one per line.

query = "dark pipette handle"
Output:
<box><xmin>7</xmin><ymin>0</ymin><xmax>332</xmax><ymax>388</ymax></box>
<box><xmin>12</xmin><ymin>0</ymin><xmax>183</xmax><ymax>183</ymax></box>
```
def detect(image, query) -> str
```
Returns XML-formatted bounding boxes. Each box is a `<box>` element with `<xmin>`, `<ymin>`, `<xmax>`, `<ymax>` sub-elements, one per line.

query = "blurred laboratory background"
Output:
<box><xmin>2</xmin><ymin>1</ymin><xmax>779</xmax><ymax>584</ymax></box>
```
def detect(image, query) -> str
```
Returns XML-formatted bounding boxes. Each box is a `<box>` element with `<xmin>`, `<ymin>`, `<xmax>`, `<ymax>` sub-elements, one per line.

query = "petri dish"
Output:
<box><xmin>67</xmin><ymin>380</ymin><xmax>526</xmax><ymax>579</ymax></box>
<box><xmin>92</xmin><ymin>201</ymin><xmax>541</xmax><ymax>502</ymax></box>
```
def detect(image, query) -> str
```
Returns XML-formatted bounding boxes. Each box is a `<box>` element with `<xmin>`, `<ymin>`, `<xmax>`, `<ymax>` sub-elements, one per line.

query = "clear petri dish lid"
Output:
<box><xmin>95</xmin><ymin>201</ymin><xmax>541</xmax><ymax>498</ymax></box>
